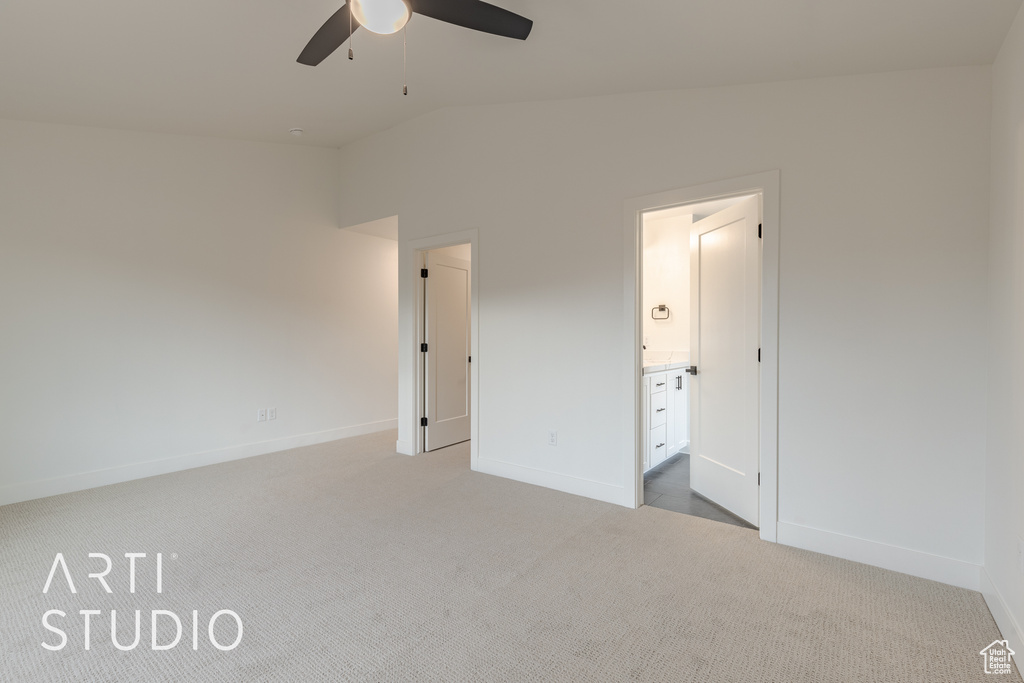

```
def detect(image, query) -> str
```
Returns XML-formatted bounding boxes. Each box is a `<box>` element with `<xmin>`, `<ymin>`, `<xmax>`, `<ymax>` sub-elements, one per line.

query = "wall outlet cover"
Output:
<box><xmin>548</xmin><ymin>430</ymin><xmax>557</xmax><ymax>446</ymax></box>
<box><xmin>269</xmin><ymin>408</ymin><xmax>277</xmax><ymax>420</ymax></box>
<box><xmin>257</xmin><ymin>409</ymin><xmax>267</xmax><ymax>422</ymax></box>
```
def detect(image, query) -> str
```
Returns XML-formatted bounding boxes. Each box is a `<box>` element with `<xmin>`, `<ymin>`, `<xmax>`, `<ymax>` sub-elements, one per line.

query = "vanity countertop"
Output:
<box><xmin>642</xmin><ymin>361</ymin><xmax>689</xmax><ymax>375</ymax></box>
<box><xmin>642</xmin><ymin>351</ymin><xmax>690</xmax><ymax>375</ymax></box>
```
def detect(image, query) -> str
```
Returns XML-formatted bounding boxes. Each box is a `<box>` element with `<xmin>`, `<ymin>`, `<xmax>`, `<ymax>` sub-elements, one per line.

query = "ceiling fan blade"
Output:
<box><xmin>297</xmin><ymin>4</ymin><xmax>358</xmax><ymax>66</ymax></box>
<box><xmin>408</xmin><ymin>0</ymin><xmax>532</xmax><ymax>40</ymax></box>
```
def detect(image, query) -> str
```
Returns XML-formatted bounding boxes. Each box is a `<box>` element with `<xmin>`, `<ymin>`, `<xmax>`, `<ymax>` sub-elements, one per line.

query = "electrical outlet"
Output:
<box><xmin>257</xmin><ymin>409</ymin><xmax>267</xmax><ymax>422</ymax></box>
<box><xmin>548</xmin><ymin>430</ymin><xmax>557</xmax><ymax>446</ymax></box>
<box><xmin>268</xmin><ymin>407</ymin><xmax>277</xmax><ymax>420</ymax></box>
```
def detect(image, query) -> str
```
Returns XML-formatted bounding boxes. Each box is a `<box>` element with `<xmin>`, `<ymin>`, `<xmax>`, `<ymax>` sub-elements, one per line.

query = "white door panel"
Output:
<box><xmin>690</xmin><ymin>196</ymin><xmax>760</xmax><ymax>526</ymax></box>
<box><xmin>424</xmin><ymin>250</ymin><xmax>471</xmax><ymax>451</ymax></box>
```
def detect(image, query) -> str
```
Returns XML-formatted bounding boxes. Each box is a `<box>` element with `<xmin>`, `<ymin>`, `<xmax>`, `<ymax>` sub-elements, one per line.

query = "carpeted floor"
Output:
<box><xmin>0</xmin><ymin>430</ymin><xmax>1018</xmax><ymax>682</ymax></box>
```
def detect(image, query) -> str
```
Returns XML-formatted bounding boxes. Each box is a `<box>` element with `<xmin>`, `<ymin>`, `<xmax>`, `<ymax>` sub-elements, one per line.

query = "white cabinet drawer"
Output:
<box><xmin>649</xmin><ymin>390</ymin><xmax>667</xmax><ymax>428</ymax></box>
<box><xmin>649</xmin><ymin>373</ymin><xmax>669</xmax><ymax>394</ymax></box>
<box><xmin>648</xmin><ymin>424</ymin><xmax>668</xmax><ymax>467</ymax></box>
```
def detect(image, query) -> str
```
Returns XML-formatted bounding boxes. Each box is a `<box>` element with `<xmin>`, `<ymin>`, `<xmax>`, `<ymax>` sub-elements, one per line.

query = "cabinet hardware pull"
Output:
<box><xmin>676</xmin><ymin>376</ymin><xmax>682</xmax><ymax>390</ymax></box>
<box><xmin>655</xmin><ymin>382</ymin><xmax>665</xmax><ymax>387</ymax></box>
<box><xmin>655</xmin><ymin>443</ymin><xmax>665</xmax><ymax>448</ymax></box>
<box><xmin>656</xmin><ymin>408</ymin><xmax>666</xmax><ymax>412</ymax></box>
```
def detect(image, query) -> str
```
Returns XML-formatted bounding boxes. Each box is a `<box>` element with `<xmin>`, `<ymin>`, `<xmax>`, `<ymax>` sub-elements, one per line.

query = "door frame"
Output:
<box><xmin>423</xmin><ymin>248</ymin><xmax>472</xmax><ymax>452</ymax></box>
<box><xmin>400</xmin><ymin>229</ymin><xmax>479</xmax><ymax>466</ymax></box>
<box><xmin>622</xmin><ymin>171</ymin><xmax>780</xmax><ymax>542</ymax></box>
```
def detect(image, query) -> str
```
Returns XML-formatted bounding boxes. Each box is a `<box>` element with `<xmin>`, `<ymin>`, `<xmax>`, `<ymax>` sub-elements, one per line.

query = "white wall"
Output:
<box><xmin>337</xmin><ymin>66</ymin><xmax>992</xmax><ymax>587</ymax></box>
<box><xmin>642</xmin><ymin>213</ymin><xmax>691</xmax><ymax>354</ymax></box>
<box><xmin>0</xmin><ymin>119</ymin><xmax>399</xmax><ymax>505</ymax></box>
<box><xmin>985</xmin><ymin>3</ymin><xmax>1024</xmax><ymax>653</ymax></box>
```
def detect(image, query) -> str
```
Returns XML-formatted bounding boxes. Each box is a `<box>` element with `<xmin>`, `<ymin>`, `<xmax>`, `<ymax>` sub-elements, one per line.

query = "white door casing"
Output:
<box><xmin>424</xmin><ymin>250</ymin><xmax>471</xmax><ymax>451</ymax></box>
<box><xmin>689</xmin><ymin>195</ymin><xmax>761</xmax><ymax>526</ymax></box>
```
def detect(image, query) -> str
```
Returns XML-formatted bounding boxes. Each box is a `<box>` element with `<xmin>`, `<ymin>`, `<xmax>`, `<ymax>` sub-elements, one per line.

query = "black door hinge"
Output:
<box><xmin>758</xmin><ymin>223</ymin><xmax>762</xmax><ymax>239</ymax></box>
<box><xmin>421</xmin><ymin>268</ymin><xmax>428</xmax><ymax>278</ymax></box>
<box><xmin>420</xmin><ymin>417</ymin><xmax>428</xmax><ymax>427</ymax></box>
<box><xmin>758</xmin><ymin>347</ymin><xmax>761</xmax><ymax>362</ymax></box>
<box><xmin>758</xmin><ymin>473</ymin><xmax>761</xmax><ymax>486</ymax></box>
<box><xmin>421</xmin><ymin>343</ymin><xmax>428</xmax><ymax>352</ymax></box>
<box><xmin>468</xmin><ymin>355</ymin><xmax>472</xmax><ymax>363</ymax></box>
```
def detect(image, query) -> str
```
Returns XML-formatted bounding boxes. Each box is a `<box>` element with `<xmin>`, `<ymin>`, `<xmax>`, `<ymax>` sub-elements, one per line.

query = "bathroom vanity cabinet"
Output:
<box><xmin>642</xmin><ymin>366</ymin><xmax>690</xmax><ymax>472</ymax></box>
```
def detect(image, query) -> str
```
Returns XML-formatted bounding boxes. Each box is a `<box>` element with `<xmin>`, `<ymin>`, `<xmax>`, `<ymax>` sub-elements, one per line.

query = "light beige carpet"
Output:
<box><xmin>0</xmin><ymin>430</ymin><xmax>1018</xmax><ymax>682</ymax></box>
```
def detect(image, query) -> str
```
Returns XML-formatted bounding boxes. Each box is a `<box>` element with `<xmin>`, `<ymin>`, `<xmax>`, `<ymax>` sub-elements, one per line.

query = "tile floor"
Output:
<box><xmin>644</xmin><ymin>451</ymin><xmax>757</xmax><ymax>529</ymax></box>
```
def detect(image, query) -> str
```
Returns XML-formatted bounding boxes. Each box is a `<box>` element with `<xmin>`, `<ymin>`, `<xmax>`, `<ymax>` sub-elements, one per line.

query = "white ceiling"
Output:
<box><xmin>0</xmin><ymin>0</ymin><xmax>1019</xmax><ymax>148</ymax></box>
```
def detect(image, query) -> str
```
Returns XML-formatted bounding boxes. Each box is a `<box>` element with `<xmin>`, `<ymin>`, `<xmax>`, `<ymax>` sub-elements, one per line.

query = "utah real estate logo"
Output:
<box><xmin>979</xmin><ymin>639</ymin><xmax>1015</xmax><ymax>675</ymax></box>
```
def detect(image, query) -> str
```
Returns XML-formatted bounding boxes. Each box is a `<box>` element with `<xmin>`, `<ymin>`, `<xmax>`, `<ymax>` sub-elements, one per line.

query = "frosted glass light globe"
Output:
<box><xmin>350</xmin><ymin>0</ymin><xmax>410</xmax><ymax>35</ymax></box>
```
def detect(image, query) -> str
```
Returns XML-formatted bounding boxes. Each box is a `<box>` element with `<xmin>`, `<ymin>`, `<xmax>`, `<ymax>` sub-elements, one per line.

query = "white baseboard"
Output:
<box><xmin>395</xmin><ymin>439</ymin><xmax>414</xmax><ymax>456</ymax></box>
<box><xmin>0</xmin><ymin>418</ymin><xmax>398</xmax><ymax>507</ymax></box>
<box><xmin>474</xmin><ymin>457</ymin><xmax>630</xmax><ymax>507</ymax></box>
<box><xmin>981</xmin><ymin>568</ymin><xmax>1024</xmax><ymax>658</ymax></box>
<box><xmin>777</xmin><ymin>521</ymin><xmax>982</xmax><ymax>590</ymax></box>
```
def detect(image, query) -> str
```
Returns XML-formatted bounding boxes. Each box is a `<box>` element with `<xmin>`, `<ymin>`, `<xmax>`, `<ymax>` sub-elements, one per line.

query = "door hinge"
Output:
<box><xmin>758</xmin><ymin>223</ymin><xmax>762</xmax><ymax>239</ymax></box>
<box><xmin>420</xmin><ymin>417</ymin><xmax>428</xmax><ymax>427</ymax></box>
<box><xmin>468</xmin><ymin>355</ymin><xmax>471</xmax><ymax>363</ymax></box>
<box><xmin>758</xmin><ymin>347</ymin><xmax>761</xmax><ymax>362</ymax></box>
<box><xmin>421</xmin><ymin>268</ymin><xmax>428</xmax><ymax>278</ymax></box>
<box><xmin>421</xmin><ymin>343</ymin><xmax>428</xmax><ymax>352</ymax></box>
<box><xmin>758</xmin><ymin>473</ymin><xmax>761</xmax><ymax>486</ymax></box>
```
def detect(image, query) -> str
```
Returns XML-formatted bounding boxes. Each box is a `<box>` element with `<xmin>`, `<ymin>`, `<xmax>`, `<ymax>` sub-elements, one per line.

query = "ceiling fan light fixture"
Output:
<box><xmin>350</xmin><ymin>0</ymin><xmax>410</xmax><ymax>35</ymax></box>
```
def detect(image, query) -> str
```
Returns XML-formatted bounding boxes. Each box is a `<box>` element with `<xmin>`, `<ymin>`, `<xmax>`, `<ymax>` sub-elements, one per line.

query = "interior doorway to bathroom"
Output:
<box><xmin>626</xmin><ymin>171</ymin><xmax>780</xmax><ymax>540</ymax></box>
<box><xmin>641</xmin><ymin>196</ymin><xmax>757</xmax><ymax>529</ymax></box>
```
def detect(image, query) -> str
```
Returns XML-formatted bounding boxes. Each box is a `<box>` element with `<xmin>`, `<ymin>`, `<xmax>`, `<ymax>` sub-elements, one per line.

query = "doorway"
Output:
<box><xmin>641</xmin><ymin>196</ymin><xmax>759</xmax><ymax>529</ymax></box>
<box><xmin>422</xmin><ymin>244</ymin><xmax>472</xmax><ymax>451</ymax></box>
<box><xmin>399</xmin><ymin>229</ymin><xmax>479</xmax><ymax>462</ymax></box>
<box><xmin>623</xmin><ymin>171</ymin><xmax>780</xmax><ymax>542</ymax></box>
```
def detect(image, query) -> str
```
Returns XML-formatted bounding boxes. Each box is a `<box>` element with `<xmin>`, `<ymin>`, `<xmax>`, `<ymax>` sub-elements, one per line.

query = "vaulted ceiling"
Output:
<box><xmin>0</xmin><ymin>0</ymin><xmax>1020</xmax><ymax>147</ymax></box>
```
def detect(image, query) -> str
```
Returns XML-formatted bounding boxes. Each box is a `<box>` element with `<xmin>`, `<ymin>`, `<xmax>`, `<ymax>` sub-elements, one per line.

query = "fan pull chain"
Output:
<box><xmin>403</xmin><ymin>25</ymin><xmax>408</xmax><ymax>95</ymax></box>
<box><xmin>348</xmin><ymin>7</ymin><xmax>354</xmax><ymax>60</ymax></box>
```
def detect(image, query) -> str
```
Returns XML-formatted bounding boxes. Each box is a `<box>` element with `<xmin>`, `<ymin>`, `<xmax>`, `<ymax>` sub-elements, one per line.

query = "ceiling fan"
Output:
<box><xmin>297</xmin><ymin>0</ymin><xmax>533</xmax><ymax>66</ymax></box>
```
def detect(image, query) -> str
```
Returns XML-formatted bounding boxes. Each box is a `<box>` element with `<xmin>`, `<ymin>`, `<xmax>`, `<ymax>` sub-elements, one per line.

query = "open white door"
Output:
<box><xmin>424</xmin><ymin>250</ymin><xmax>471</xmax><ymax>451</ymax></box>
<box><xmin>689</xmin><ymin>196</ymin><xmax>760</xmax><ymax>526</ymax></box>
